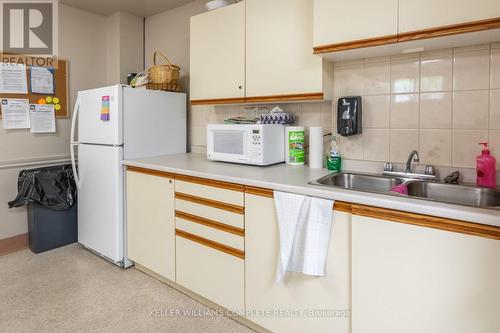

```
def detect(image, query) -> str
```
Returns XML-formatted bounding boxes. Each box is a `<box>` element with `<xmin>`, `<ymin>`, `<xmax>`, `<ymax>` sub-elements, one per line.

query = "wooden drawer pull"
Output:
<box><xmin>175</xmin><ymin>174</ymin><xmax>244</xmax><ymax>192</ymax></box>
<box><xmin>351</xmin><ymin>204</ymin><xmax>500</xmax><ymax>241</ymax></box>
<box><xmin>244</xmin><ymin>186</ymin><xmax>352</xmax><ymax>213</ymax></box>
<box><xmin>175</xmin><ymin>192</ymin><xmax>244</xmax><ymax>214</ymax></box>
<box><xmin>176</xmin><ymin>229</ymin><xmax>245</xmax><ymax>259</ymax></box>
<box><xmin>127</xmin><ymin>166</ymin><xmax>175</xmax><ymax>179</ymax></box>
<box><xmin>175</xmin><ymin>211</ymin><xmax>245</xmax><ymax>237</ymax></box>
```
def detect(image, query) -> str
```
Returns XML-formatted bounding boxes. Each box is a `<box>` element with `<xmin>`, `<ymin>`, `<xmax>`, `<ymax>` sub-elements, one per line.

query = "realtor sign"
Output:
<box><xmin>0</xmin><ymin>0</ymin><xmax>58</xmax><ymax>57</ymax></box>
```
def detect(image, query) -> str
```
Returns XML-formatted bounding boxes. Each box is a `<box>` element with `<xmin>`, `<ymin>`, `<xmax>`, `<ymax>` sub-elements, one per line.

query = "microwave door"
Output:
<box><xmin>211</xmin><ymin>130</ymin><xmax>248</xmax><ymax>161</ymax></box>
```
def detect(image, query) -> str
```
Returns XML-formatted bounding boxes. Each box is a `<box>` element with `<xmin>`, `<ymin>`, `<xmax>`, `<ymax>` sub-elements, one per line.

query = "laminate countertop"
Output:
<box><xmin>123</xmin><ymin>153</ymin><xmax>500</xmax><ymax>227</ymax></box>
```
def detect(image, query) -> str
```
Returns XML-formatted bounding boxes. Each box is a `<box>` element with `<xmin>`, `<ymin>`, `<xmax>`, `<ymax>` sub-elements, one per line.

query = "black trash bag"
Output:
<box><xmin>8</xmin><ymin>164</ymin><xmax>77</xmax><ymax>211</ymax></box>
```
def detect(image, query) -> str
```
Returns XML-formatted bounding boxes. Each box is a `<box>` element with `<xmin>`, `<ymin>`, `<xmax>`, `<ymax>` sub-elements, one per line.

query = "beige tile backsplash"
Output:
<box><xmin>190</xmin><ymin>43</ymin><xmax>500</xmax><ymax>171</ymax></box>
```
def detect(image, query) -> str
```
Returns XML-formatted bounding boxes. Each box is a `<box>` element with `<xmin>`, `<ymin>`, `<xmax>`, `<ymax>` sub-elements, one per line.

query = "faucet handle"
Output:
<box><xmin>383</xmin><ymin>162</ymin><xmax>394</xmax><ymax>172</ymax></box>
<box><xmin>424</xmin><ymin>165</ymin><xmax>435</xmax><ymax>176</ymax></box>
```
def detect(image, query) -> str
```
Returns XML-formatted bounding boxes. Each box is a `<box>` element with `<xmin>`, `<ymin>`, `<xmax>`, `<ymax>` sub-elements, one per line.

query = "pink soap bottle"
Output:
<box><xmin>476</xmin><ymin>142</ymin><xmax>497</xmax><ymax>188</ymax></box>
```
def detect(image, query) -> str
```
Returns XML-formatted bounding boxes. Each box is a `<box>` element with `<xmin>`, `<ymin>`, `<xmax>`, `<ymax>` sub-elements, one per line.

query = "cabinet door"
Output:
<box><xmin>189</xmin><ymin>2</ymin><xmax>245</xmax><ymax>101</ymax></box>
<box><xmin>246</xmin><ymin>0</ymin><xmax>327</xmax><ymax>97</ymax></box>
<box><xmin>245</xmin><ymin>194</ymin><xmax>351</xmax><ymax>333</ymax></box>
<box><xmin>399</xmin><ymin>0</ymin><xmax>500</xmax><ymax>33</ymax></box>
<box><xmin>352</xmin><ymin>215</ymin><xmax>500</xmax><ymax>333</ymax></box>
<box><xmin>313</xmin><ymin>0</ymin><xmax>398</xmax><ymax>46</ymax></box>
<box><xmin>126</xmin><ymin>171</ymin><xmax>175</xmax><ymax>281</ymax></box>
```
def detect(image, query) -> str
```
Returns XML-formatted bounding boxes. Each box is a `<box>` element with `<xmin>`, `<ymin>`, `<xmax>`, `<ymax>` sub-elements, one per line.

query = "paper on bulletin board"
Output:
<box><xmin>30</xmin><ymin>67</ymin><xmax>55</xmax><ymax>94</ymax></box>
<box><xmin>0</xmin><ymin>63</ymin><xmax>28</xmax><ymax>94</ymax></box>
<box><xmin>29</xmin><ymin>104</ymin><xmax>56</xmax><ymax>133</ymax></box>
<box><xmin>1</xmin><ymin>98</ymin><xmax>30</xmax><ymax>129</ymax></box>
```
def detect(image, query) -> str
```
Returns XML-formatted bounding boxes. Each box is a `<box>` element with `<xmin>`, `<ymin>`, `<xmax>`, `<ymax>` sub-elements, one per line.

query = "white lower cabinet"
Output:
<box><xmin>127</xmin><ymin>169</ymin><xmax>500</xmax><ymax>333</ymax></box>
<box><xmin>126</xmin><ymin>170</ymin><xmax>175</xmax><ymax>281</ymax></box>
<box><xmin>245</xmin><ymin>194</ymin><xmax>351</xmax><ymax>333</ymax></box>
<box><xmin>175</xmin><ymin>236</ymin><xmax>245</xmax><ymax>312</ymax></box>
<box><xmin>352</xmin><ymin>215</ymin><xmax>500</xmax><ymax>333</ymax></box>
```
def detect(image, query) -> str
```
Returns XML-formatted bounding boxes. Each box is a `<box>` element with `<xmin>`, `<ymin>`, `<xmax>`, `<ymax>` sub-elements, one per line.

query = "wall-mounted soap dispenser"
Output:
<box><xmin>337</xmin><ymin>96</ymin><xmax>362</xmax><ymax>137</ymax></box>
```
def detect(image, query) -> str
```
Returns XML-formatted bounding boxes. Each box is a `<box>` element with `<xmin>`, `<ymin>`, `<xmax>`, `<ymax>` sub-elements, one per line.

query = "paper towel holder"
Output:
<box><xmin>337</xmin><ymin>96</ymin><xmax>362</xmax><ymax>137</ymax></box>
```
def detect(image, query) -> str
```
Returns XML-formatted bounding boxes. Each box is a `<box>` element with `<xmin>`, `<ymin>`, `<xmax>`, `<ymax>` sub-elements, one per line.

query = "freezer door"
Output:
<box><xmin>78</xmin><ymin>85</ymin><xmax>123</xmax><ymax>145</ymax></box>
<box><xmin>123</xmin><ymin>88</ymin><xmax>187</xmax><ymax>159</ymax></box>
<box><xmin>78</xmin><ymin>144</ymin><xmax>124</xmax><ymax>263</ymax></box>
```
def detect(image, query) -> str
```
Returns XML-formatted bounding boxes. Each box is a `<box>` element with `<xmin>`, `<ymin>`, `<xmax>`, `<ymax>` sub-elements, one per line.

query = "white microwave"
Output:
<box><xmin>207</xmin><ymin>124</ymin><xmax>285</xmax><ymax>166</ymax></box>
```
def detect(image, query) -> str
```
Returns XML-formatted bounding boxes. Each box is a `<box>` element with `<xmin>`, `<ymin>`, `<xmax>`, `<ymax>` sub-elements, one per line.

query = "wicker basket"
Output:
<box><xmin>147</xmin><ymin>51</ymin><xmax>181</xmax><ymax>92</ymax></box>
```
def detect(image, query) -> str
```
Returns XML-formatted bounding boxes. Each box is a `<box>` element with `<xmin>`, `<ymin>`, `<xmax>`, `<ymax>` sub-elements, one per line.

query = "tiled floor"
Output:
<box><xmin>0</xmin><ymin>244</ymin><xmax>254</xmax><ymax>333</ymax></box>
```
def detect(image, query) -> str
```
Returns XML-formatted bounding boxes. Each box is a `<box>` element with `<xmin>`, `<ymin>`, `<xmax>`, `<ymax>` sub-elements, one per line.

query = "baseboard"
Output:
<box><xmin>0</xmin><ymin>233</ymin><xmax>28</xmax><ymax>256</ymax></box>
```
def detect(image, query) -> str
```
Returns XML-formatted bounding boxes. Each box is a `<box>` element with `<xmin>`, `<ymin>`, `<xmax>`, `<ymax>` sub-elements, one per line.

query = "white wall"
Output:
<box><xmin>0</xmin><ymin>5</ymin><xmax>146</xmax><ymax>241</ymax></box>
<box><xmin>145</xmin><ymin>0</ymin><xmax>206</xmax><ymax>150</ymax></box>
<box><xmin>119</xmin><ymin>12</ymin><xmax>144</xmax><ymax>84</ymax></box>
<box><xmin>106</xmin><ymin>12</ymin><xmax>122</xmax><ymax>84</ymax></box>
<box><xmin>0</xmin><ymin>4</ymin><xmax>109</xmax><ymax>240</ymax></box>
<box><xmin>145</xmin><ymin>0</ymin><xmax>206</xmax><ymax>95</ymax></box>
<box><xmin>107</xmin><ymin>12</ymin><xmax>144</xmax><ymax>85</ymax></box>
<box><xmin>0</xmin><ymin>5</ymin><xmax>144</xmax><ymax>241</ymax></box>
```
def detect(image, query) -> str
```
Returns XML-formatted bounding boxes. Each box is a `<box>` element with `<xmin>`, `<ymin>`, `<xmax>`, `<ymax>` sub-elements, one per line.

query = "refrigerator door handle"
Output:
<box><xmin>70</xmin><ymin>97</ymin><xmax>81</xmax><ymax>189</ymax></box>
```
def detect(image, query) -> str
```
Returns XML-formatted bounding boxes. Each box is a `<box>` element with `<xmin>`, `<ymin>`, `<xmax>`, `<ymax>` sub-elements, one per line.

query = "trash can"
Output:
<box><xmin>8</xmin><ymin>165</ymin><xmax>78</xmax><ymax>253</ymax></box>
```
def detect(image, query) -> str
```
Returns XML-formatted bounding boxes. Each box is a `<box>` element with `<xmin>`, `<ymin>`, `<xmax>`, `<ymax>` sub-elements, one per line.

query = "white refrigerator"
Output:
<box><xmin>70</xmin><ymin>85</ymin><xmax>186</xmax><ymax>267</ymax></box>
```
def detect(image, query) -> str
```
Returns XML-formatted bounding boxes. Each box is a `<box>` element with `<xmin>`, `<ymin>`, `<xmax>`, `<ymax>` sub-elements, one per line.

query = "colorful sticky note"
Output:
<box><xmin>101</xmin><ymin>96</ymin><xmax>110</xmax><ymax>121</ymax></box>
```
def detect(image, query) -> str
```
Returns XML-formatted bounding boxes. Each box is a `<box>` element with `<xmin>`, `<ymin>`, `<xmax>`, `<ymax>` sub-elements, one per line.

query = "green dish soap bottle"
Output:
<box><xmin>327</xmin><ymin>135</ymin><xmax>342</xmax><ymax>173</ymax></box>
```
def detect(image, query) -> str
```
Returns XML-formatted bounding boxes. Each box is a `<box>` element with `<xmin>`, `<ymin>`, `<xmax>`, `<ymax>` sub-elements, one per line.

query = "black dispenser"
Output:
<box><xmin>337</xmin><ymin>96</ymin><xmax>362</xmax><ymax>137</ymax></box>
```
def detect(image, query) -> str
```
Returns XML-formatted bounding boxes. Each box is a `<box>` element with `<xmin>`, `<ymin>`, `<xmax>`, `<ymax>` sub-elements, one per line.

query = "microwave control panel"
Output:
<box><xmin>249</xmin><ymin>129</ymin><xmax>263</xmax><ymax>162</ymax></box>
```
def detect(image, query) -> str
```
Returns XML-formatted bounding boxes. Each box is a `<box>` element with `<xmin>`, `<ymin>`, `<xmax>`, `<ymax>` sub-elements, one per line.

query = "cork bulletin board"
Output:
<box><xmin>0</xmin><ymin>59</ymin><xmax>69</xmax><ymax>118</ymax></box>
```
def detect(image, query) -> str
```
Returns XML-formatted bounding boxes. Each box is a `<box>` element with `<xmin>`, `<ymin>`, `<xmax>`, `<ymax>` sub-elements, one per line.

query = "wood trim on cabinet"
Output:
<box><xmin>127</xmin><ymin>166</ymin><xmax>176</xmax><ymax>179</ymax></box>
<box><xmin>398</xmin><ymin>17</ymin><xmax>500</xmax><ymax>42</ymax></box>
<box><xmin>175</xmin><ymin>192</ymin><xmax>245</xmax><ymax>214</ymax></box>
<box><xmin>129</xmin><ymin>169</ymin><xmax>499</xmax><ymax>240</ymax></box>
<box><xmin>244</xmin><ymin>185</ymin><xmax>352</xmax><ymax>213</ymax></box>
<box><xmin>334</xmin><ymin>201</ymin><xmax>352</xmax><ymax>214</ymax></box>
<box><xmin>245</xmin><ymin>186</ymin><xmax>274</xmax><ymax>198</ymax></box>
<box><xmin>175</xmin><ymin>174</ymin><xmax>245</xmax><ymax>192</ymax></box>
<box><xmin>191</xmin><ymin>97</ymin><xmax>246</xmax><ymax>106</ymax></box>
<box><xmin>245</xmin><ymin>92</ymin><xmax>324</xmax><ymax>103</ymax></box>
<box><xmin>0</xmin><ymin>233</ymin><xmax>28</xmax><ymax>256</ymax></box>
<box><xmin>175</xmin><ymin>210</ymin><xmax>245</xmax><ymax>237</ymax></box>
<box><xmin>176</xmin><ymin>229</ymin><xmax>245</xmax><ymax>259</ymax></box>
<box><xmin>351</xmin><ymin>204</ymin><xmax>500</xmax><ymax>241</ymax></box>
<box><xmin>191</xmin><ymin>93</ymin><xmax>325</xmax><ymax>105</ymax></box>
<box><xmin>313</xmin><ymin>35</ymin><xmax>398</xmax><ymax>54</ymax></box>
<box><xmin>313</xmin><ymin>17</ymin><xmax>500</xmax><ymax>55</ymax></box>
<box><xmin>242</xmin><ymin>184</ymin><xmax>499</xmax><ymax>240</ymax></box>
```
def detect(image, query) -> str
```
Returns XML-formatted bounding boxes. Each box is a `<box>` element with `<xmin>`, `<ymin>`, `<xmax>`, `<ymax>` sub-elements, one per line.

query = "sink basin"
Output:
<box><xmin>406</xmin><ymin>181</ymin><xmax>500</xmax><ymax>208</ymax></box>
<box><xmin>309</xmin><ymin>172</ymin><xmax>500</xmax><ymax>208</ymax></box>
<box><xmin>310</xmin><ymin>172</ymin><xmax>404</xmax><ymax>193</ymax></box>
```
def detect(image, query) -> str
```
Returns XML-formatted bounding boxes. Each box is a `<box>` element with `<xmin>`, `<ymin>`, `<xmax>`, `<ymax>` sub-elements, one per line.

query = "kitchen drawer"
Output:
<box><xmin>175</xmin><ymin>234</ymin><xmax>245</xmax><ymax>311</ymax></box>
<box><xmin>175</xmin><ymin>178</ymin><xmax>244</xmax><ymax>206</ymax></box>
<box><xmin>176</xmin><ymin>215</ymin><xmax>244</xmax><ymax>251</ymax></box>
<box><xmin>175</xmin><ymin>197</ymin><xmax>244</xmax><ymax>229</ymax></box>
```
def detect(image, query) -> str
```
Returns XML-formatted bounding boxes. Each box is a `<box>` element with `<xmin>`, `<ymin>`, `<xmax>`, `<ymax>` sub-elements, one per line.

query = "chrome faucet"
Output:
<box><xmin>383</xmin><ymin>150</ymin><xmax>437</xmax><ymax>181</ymax></box>
<box><xmin>405</xmin><ymin>150</ymin><xmax>420</xmax><ymax>173</ymax></box>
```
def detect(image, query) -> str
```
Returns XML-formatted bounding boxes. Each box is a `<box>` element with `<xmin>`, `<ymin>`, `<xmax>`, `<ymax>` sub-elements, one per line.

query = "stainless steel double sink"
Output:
<box><xmin>309</xmin><ymin>172</ymin><xmax>500</xmax><ymax>208</ymax></box>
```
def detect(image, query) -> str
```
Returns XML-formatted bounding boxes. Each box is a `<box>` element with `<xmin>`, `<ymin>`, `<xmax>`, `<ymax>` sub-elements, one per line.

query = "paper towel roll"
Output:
<box><xmin>309</xmin><ymin>126</ymin><xmax>323</xmax><ymax>169</ymax></box>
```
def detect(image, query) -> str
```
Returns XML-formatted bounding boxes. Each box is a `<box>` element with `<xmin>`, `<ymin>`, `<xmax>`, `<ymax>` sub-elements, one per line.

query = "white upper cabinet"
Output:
<box><xmin>246</xmin><ymin>0</ymin><xmax>332</xmax><ymax>99</ymax></box>
<box><xmin>314</xmin><ymin>0</ymin><xmax>399</xmax><ymax>47</ymax></box>
<box><xmin>190</xmin><ymin>1</ymin><xmax>245</xmax><ymax>101</ymax></box>
<box><xmin>190</xmin><ymin>0</ymin><xmax>333</xmax><ymax>104</ymax></box>
<box><xmin>399</xmin><ymin>0</ymin><xmax>500</xmax><ymax>33</ymax></box>
<box><xmin>313</xmin><ymin>0</ymin><xmax>500</xmax><ymax>59</ymax></box>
